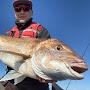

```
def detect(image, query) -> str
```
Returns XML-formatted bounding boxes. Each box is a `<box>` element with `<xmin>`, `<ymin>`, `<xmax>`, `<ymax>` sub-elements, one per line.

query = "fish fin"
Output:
<box><xmin>31</xmin><ymin>55</ymin><xmax>52</xmax><ymax>80</ymax></box>
<box><xmin>14</xmin><ymin>76</ymin><xmax>26</xmax><ymax>85</ymax></box>
<box><xmin>0</xmin><ymin>70</ymin><xmax>23</xmax><ymax>81</ymax></box>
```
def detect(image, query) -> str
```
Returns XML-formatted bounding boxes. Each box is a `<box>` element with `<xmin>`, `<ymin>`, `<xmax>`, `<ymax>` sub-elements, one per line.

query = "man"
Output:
<box><xmin>8</xmin><ymin>0</ymin><xmax>50</xmax><ymax>39</ymax></box>
<box><xmin>1</xmin><ymin>0</ymin><xmax>51</xmax><ymax>90</ymax></box>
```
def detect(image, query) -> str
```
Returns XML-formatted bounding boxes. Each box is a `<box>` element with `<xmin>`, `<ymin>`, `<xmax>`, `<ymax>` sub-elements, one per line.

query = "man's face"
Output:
<box><xmin>14</xmin><ymin>5</ymin><xmax>32</xmax><ymax>22</ymax></box>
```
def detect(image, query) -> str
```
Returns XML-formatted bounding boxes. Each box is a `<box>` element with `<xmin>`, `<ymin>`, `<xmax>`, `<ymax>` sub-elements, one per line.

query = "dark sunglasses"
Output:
<box><xmin>14</xmin><ymin>6</ymin><xmax>31</xmax><ymax>12</ymax></box>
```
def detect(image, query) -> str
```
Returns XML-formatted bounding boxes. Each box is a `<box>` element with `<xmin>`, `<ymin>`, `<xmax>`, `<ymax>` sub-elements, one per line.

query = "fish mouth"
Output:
<box><xmin>70</xmin><ymin>62</ymin><xmax>88</xmax><ymax>79</ymax></box>
<box><xmin>71</xmin><ymin>66</ymin><xmax>87</xmax><ymax>74</ymax></box>
<box><xmin>71</xmin><ymin>62</ymin><xmax>88</xmax><ymax>73</ymax></box>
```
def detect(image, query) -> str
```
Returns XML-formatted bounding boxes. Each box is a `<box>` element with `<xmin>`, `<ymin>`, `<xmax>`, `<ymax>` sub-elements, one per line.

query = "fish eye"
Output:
<box><xmin>56</xmin><ymin>45</ymin><xmax>63</xmax><ymax>51</ymax></box>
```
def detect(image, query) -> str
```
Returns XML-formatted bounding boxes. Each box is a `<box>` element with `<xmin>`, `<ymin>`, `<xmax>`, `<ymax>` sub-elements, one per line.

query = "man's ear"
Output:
<box><xmin>14</xmin><ymin>12</ymin><xmax>17</xmax><ymax>19</ymax></box>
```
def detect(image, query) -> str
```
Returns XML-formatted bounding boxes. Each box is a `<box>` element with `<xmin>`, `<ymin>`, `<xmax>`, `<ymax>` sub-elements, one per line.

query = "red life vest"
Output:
<box><xmin>8</xmin><ymin>22</ymin><xmax>43</xmax><ymax>38</ymax></box>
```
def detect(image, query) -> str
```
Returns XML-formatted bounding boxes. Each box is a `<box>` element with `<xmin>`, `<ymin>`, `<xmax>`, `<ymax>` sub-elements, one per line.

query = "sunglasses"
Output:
<box><xmin>14</xmin><ymin>6</ymin><xmax>31</xmax><ymax>12</ymax></box>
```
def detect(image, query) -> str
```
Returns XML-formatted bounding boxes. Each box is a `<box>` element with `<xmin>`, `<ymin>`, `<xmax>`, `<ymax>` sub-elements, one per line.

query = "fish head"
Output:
<box><xmin>32</xmin><ymin>39</ymin><xmax>88</xmax><ymax>80</ymax></box>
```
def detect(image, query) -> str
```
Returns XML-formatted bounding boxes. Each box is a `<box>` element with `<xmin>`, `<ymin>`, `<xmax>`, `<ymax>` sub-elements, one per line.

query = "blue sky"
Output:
<box><xmin>0</xmin><ymin>0</ymin><xmax>90</xmax><ymax>90</ymax></box>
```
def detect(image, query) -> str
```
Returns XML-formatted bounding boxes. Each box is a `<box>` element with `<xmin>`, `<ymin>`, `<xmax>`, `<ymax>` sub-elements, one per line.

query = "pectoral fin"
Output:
<box><xmin>0</xmin><ymin>70</ymin><xmax>23</xmax><ymax>81</ymax></box>
<box><xmin>14</xmin><ymin>76</ymin><xmax>26</xmax><ymax>85</ymax></box>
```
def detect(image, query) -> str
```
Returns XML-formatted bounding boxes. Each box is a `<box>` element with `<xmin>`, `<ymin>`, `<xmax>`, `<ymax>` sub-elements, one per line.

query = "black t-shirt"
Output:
<box><xmin>16</xmin><ymin>77</ymin><xmax>49</xmax><ymax>90</ymax></box>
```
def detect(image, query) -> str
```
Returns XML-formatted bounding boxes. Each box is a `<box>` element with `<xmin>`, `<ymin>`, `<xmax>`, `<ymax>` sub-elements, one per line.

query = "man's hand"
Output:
<box><xmin>0</xmin><ymin>81</ymin><xmax>18</xmax><ymax>90</ymax></box>
<box><xmin>37</xmin><ymin>76</ymin><xmax>57</xmax><ymax>83</ymax></box>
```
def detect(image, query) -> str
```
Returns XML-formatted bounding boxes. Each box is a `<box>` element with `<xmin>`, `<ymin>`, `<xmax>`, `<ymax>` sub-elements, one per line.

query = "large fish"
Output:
<box><xmin>0</xmin><ymin>36</ymin><xmax>87</xmax><ymax>84</ymax></box>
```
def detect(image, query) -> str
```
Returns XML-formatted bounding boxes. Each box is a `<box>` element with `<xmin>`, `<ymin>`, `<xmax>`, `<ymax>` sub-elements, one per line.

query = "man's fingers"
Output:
<box><xmin>38</xmin><ymin>77</ymin><xmax>57</xmax><ymax>83</ymax></box>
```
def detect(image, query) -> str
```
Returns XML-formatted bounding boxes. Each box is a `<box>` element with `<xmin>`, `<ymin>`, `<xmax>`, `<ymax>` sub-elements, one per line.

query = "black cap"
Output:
<box><xmin>13</xmin><ymin>0</ymin><xmax>32</xmax><ymax>9</ymax></box>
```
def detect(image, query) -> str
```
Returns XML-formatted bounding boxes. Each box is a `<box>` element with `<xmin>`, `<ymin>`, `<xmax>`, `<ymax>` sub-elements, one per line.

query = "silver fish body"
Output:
<box><xmin>0</xmin><ymin>36</ymin><xmax>88</xmax><ymax>82</ymax></box>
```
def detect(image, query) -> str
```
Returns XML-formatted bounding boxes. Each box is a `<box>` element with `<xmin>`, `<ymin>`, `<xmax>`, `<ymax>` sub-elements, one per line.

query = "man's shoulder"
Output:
<box><xmin>9</xmin><ymin>26</ymin><xmax>17</xmax><ymax>31</ymax></box>
<box><xmin>31</xmin><ymin>22</ymin><xmax>42</xmax><ymax>27</ymax></box>
<box><xmin>30</xmin><ymin>22</ymin><xmax>44</xmax><ymax>30</ymax></box>
<box><xmin>31</xmin><ymin>22</ymin><xmax>50</xmax><ymax>39</ymax></box>
<box><xmin>31</xmin><ymin>21</ymin><xmax>40</xmax><ymax>25</ymax></box>
<box><xmin>4</xmin><ymin>26</ymin><xmax>18</xmax><ymax>36</ymax></box>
